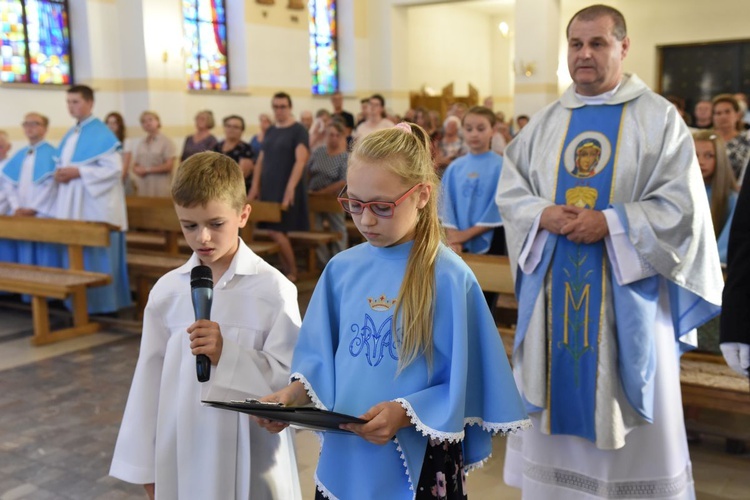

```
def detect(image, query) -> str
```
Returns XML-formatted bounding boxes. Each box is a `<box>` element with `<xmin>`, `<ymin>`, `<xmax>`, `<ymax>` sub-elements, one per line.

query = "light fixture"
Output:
<box><xmin>498</xmin><ymin>21</ymin><xmax>510</xmax><ymax>38</ymax></box>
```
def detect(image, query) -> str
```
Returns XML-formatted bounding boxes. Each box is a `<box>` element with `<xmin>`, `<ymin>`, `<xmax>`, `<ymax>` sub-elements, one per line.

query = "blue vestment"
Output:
<box><xmin>57</xmin><ymin>117</ymin><xmax>130</xmax><ymax>314</ymax></box>
<box><xmin>440</xmin><ymin>151</ymin><xmax>503</xmax><ymax>254</ymax></box>
<box><xmin>2</xmin><ymin>142</ymin><xmax>63</xmax><ymax>269</ymax></box>
<box><xmin>291</xmin><ymin>241</ymin><xmax>529</xmax><ymax>499</ymax></box>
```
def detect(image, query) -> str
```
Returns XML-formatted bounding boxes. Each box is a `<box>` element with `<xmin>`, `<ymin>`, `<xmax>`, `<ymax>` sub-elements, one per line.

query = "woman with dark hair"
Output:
<box><xmin>214</xmin><ymin>115</ymin><xmax>254</xmax><ymax>192</ymax></box>
<box><xmin>248</xmin><ymin>92</ymin><xmax>310</xmax><ymax>282</ymax></box>
<box><xmin>181</xmin><ymin>110</ymin><xmax>218</xmax><ymax>161</ymax></box>
<box><xmin>105</xmin><ymin>112</ymin><xmax>134</xmax><ymax>192</ymax></box>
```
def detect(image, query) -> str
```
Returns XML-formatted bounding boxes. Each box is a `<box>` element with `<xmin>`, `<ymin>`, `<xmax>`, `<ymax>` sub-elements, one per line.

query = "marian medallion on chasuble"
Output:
<box><xmin>548</xmin><ymin>104</ymin><xmax>626</xmax><ymax>442</ymax></box>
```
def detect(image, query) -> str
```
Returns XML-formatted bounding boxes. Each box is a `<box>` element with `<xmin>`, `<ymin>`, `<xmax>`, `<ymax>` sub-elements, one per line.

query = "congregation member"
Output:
<box><xmin>248</xmin><ymin>92</ymin><xmax>310</xmax><ymax>283</ymax></box>
<box><xmin>308</xmin><ymin>108</ymin><xmax>331</xmax><ymax>151</ymax></box>
<box><xmin>256</xmin><ymin>123</ymin><xmax>529</xmax><ymax>500</ymax></box>
<box><xmin>496</xmin><ymin>5</ymin><xmax>723</xmax><ymax>498</ymax></box>
<box><xmin>250</xmin><ymin>113</ymin><xmax>272</xmax><ymax>155</ymax></box>
<box><xmin>435</xmin><ymin>115</ymin><xmax>465</xmax><ymax>174</ymax></box>
<box><xmin>131</xmin><ymin>111</ymin><xmax>176</xmax><ymax>197</ymax></box>
<box><xmin>353</xmin><ymin>94</ymin><xmax>395</xmax><ymax>139</ymax></box>
<box><xmin>213</xmin><ymin>114</ymin><xmax>254</xmax><ymax>193</ymax></box>
<box><xmin>307</xmin><ymin>119</ymin><xmax>348</xmax><ymax>264</ymax></box>
<box><xmin>110</xmin><ymin>152</ymin><xmax>302</xmax><ymax>500</ymax></box>
<box><xmin>104</xmin><ymin>111</ymin><xmax>134</xmax><ymax>193</ymax></box>
<box><xmin>299</xmin><ymin>109</ymin><xmax>314</xmax><ymax>131</ymax></box>
<box><xmin>1</xmin><ymin>113</ymin><xmax>59</xmax><ymax>267</ymax></box>
<box><xmin>712</xmin><ymin>94</ymin><xmax>750</xmax><ymax>182</ymax></box>
<box><xmin>181</xmin><ymin>110</ymin><xmax>218</xmax><ymax>161</ymax></box>
<box><xmin>330</xmin><ymin>90</ymin><xmax>355</xmax><ymax>137</ymax></box>
<box><xmin>693</xmin><ymin>130</ymin><xmax>738</xmax><ymax>264</ymax></box>
<box><xmin>54</xmin><ymin>84</ymin><xmax>131</xmax><ymax>314</ymax></box>
<box><xmin>692</xmin><ymin>100</ymin><xmax>713</xmax><ymax>130</ymax></box>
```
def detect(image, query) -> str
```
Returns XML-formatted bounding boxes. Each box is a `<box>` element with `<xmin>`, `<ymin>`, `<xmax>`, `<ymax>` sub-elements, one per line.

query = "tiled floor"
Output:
<box><xmin>0</xmin><ymin>297</ymin><xmax>748</xmax><ymax>500</ymax></box>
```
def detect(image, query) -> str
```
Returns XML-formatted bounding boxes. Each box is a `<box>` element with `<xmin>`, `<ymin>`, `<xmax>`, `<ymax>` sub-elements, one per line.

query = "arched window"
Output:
<box><xmin>309</xmin><ymin>0</ymin><xmax>338</xmax><ymax>95</ymax></box>
<box><xmin>182</xmin><ymin>0</ymin><xmax>228</xmax><ymax>90</ymax></box>
<box><xmin>0</xmin><ymin>0</ymin><xmax>72</xmax><ymax>84</ymax></box>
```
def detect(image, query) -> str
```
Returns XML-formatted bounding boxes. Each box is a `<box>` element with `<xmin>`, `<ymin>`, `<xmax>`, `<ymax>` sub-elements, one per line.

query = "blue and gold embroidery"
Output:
<box><xmin>548</xmin><ymin>104</ymin><xmax>626</xmax><ymax>442</ymax></box>
<box><xmin>350</xmin><ymin>294</ymin><xmax>399</xmax><ymax>366</ymax></box>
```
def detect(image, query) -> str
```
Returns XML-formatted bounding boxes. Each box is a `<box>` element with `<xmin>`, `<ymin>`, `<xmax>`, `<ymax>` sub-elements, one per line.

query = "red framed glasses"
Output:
<box><xmin>337</xmin><ymin>183</ymin><xmax>423</xmax><ymax>219</ymax></box>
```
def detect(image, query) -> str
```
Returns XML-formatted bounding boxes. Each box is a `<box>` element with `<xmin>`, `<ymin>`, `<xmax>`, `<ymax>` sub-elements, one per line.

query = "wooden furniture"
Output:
<box><xmin>460</xmin><ymin>251</ymin><xmax>750</xmax><ymax>444</ymax></box>
<box><xmin>409</xmin><ymin>82</ymin><xmax>479</xmax><ymax>122</ymax></box>
<box><xmin>0</xmin><ymin>216</ymin><xmax>115</xmax><ymax>345</ymax></box>
<box><xmin>126</xmin><ymin>197</ymin><xmax>282</xmax><ymax>316</ymax></box>
<box><xmin>459</xmin><ymin>253</ymin><xmax>515</xmax><ymax>357</ymax></box>
<box><xmin>254</xmin><ymin>195</ymin><xmax>341</xmax><ymax>278</ymax></box>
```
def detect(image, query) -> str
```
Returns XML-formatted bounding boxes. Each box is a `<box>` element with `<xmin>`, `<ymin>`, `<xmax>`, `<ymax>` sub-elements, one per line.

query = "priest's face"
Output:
<box><xmin>567</xmin><ymin>15</ymin><xmax>629</xmax><ymax>96</ymax></box>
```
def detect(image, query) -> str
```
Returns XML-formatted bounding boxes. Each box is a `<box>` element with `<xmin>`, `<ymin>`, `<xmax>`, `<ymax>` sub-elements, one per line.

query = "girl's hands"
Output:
<box><xmin>254</xmin><ymin>381</ymin><xmax>311</xmax><ymax>434</ymax></box>
<box><xmin>340</xmin><ymin>401</ymin><xmax>411</xmax><ymax>445</ymax></box>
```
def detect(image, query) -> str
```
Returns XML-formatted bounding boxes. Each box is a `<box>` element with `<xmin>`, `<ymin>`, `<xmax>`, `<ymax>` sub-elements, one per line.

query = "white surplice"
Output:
<box><xmin>110</xmin><ymin>240</ymin><xmax>302</xmax><ymax>499</ymax></box>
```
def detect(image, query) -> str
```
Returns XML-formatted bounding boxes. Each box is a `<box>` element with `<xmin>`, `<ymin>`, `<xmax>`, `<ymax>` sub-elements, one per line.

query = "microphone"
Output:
<box><xmin>190</xmin><ymin>265</ymin><xmax>213</xmax><ymax>383</ymax></box>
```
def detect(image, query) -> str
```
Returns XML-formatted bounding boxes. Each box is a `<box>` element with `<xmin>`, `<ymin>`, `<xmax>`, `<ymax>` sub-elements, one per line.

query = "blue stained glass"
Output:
<box><xmin>183</xmin><ymin>0</ymin><xmax>228</xmax><ymax>90</ymax></box>
<box><xmin>309</xmin><ymin>0</ymin><xmax>338</xmax><ymax>95</ymax></box>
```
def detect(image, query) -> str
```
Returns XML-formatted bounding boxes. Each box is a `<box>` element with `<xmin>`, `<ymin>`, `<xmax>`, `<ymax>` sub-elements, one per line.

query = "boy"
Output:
<box><xmin>110</xmin><ymin>152</ymin><xmax>302</xmax><ymax>499</ymax></box>
<box><xmin>440</xmin><ymin>106</ymin><xmax>505</xmax><ymax>255</ymax></box>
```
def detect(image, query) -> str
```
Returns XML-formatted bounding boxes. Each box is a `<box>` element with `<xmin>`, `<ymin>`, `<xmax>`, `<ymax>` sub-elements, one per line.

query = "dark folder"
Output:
<box><xmin>203</xmin><ymin>399</ymin><xmax>367</xmax><ymax>433</ymax></box>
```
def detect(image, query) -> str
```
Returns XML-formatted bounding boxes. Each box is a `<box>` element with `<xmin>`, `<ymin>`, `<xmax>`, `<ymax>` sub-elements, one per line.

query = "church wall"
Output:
<box><xmin>405</xmin><ymin>4</ymin><xmax>493</xmax><ymax>112</ymax></box>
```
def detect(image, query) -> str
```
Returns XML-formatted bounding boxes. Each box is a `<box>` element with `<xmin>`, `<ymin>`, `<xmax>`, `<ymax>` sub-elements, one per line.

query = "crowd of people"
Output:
<box><xmin>1</xmin><ymin>3</ymin><xmax>749</xmax><ymax>500</ymax></box>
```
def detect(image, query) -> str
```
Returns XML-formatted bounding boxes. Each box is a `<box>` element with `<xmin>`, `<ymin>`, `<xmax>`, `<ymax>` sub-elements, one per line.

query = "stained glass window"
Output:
<box><xmin>309</xmin><ymin>0</ymin><xmax>338</xmax><ymax>95</ymax></box>
<box><xmin>182</xmin><ymin>0</ymin><xmax>228</xmax><ymax>91</ymax></box>
<box><xmin>0</xmin><ymin>0</ymin><xmax>72</xmax><ymax>84</ymax></box>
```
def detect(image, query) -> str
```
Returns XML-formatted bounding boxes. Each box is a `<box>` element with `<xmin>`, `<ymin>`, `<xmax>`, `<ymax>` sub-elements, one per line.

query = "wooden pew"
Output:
<box><xmin>254</xmin><ymin>195</ymin><xmax>341</xmax><ymax>278</ymax></box>
<box><xmin>0</xmin><ymin>216</ymin><xmax>114</xmax><ymax>345</ymax></box>
<box><xmin>460</xmin><ymin>251</ymin><xmax>750</xmax><ymax>443</ymax></box>
<box><xmin>126</xmin><ymin>197</ymin><xmax>282</xmax><ymax>317</ymax></box>
<box><xmin>459</xmin><ymin>253</ymin><xmax>516</xmax><ymax>357</ymax></box>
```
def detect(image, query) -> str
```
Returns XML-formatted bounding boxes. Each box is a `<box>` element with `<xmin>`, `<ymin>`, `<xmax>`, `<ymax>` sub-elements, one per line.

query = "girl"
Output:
<box><xmin>693</xmin><ymin>130</ymin><xmax>738</xmax><ymax>264</ymax></box>
<box><xmin>257</xmin><ymin>123</ymin><xmax>529</xmax><ymax>499</ymax></box>
<box><xmin>440</xmin><ymin>106</ymin><xmax>505</xmax><ymax>255</ymax></box>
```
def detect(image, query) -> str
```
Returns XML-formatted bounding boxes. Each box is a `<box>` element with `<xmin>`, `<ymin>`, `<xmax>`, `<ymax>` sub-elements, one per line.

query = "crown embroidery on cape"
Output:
<box><xmin>368</xmin><ymin>294</ymin><xmax>396</xmax><ymax>311</ymax></box>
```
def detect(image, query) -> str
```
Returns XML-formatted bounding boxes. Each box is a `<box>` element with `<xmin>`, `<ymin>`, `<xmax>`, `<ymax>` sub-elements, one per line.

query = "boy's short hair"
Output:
<box><xmin>67</xmin><ymin>84</ymin><xmax>94</xmax><ymax>101</ymax></box>
<box><xmin>463</xmin><ymin>106</ymin><xmax>496</xmax><ymax>127</ymax></box>
<box><xmin>172</xmin><ymin>151</ymin><xmax>247</xmax><ymax>212</ymax></box>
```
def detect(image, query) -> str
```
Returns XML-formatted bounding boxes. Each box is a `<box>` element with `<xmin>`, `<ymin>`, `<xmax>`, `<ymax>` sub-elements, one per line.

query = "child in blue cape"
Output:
<box><xmin>440</xmin><ymin>106</ymin><xmax>505</xmax><ymax>255</ymax></box>
<box><xmin>257</xmin><ymin>123</ymin><xmax>530</xmax><ymax>500</ymax></box>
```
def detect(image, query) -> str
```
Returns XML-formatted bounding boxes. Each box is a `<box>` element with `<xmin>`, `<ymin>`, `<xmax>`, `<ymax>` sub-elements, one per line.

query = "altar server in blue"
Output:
<box><xmin>54</xmin><ymin>85</ymin><xmax>130</xmax><ymax>313</ymax></box>
<box><xmin>0</xmin><ymin>130</ymin><xmax>16</xmax><ymax>263</ymax></box>
<box><xmin>496</xmin><ymin>5</ymin><xmax>723</xmax><ymax>499</ymax></box>
<box><xmin>257</xmin><ymin>123</ymin><xmax>530</xmax><ymax>500</ymax></box>
<box><xmin>2</xmin><ymin>113</ymin><xmax>61</xmax><ymax>268</ymax></box>
<box><xmin>440</xmin><ymin>106</ymin><xmax>504</xmax><ymax>255</ymax></box>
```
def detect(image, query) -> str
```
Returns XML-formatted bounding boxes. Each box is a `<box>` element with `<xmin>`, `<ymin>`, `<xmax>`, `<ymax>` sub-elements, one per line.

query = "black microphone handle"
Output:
<box><xmin>191</xmin><ymin>287</ymin><xmax>213</xmax><ymax>383</ymax></box>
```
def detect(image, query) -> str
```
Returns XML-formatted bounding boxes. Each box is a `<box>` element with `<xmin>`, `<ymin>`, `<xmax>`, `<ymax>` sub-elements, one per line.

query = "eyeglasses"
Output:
<box><xmin>21</xmin><ymin>121</ymin><xmax>42</xmax><ymax>127</ymax></box>
<box><xmin>337</xmin><ymin>183</ymin><xmax>422</xmax><ymax>219</ymax></box>
<box><xmin>272</xmin><ymin>104</ymin><xmax>289</xmax><ymax>109</ymax></box>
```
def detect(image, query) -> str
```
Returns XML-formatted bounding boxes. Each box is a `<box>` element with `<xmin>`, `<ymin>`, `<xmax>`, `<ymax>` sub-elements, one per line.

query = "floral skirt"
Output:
<box><xmin>314</xmin><ymin>438</ymin><xmax>468</xmax><ymax>499</ymax></box>
<box><xmin>415</xmin><ymin>438</ymin><xmax>468</xmax><ymax>499</ymax></box>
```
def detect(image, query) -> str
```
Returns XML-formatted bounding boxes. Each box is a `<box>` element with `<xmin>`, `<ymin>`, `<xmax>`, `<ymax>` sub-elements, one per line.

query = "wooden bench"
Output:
<box><xmin>681</xmin><ymin>351</ymin><xmax>750</xmax><ymax>443</ymax></box>
<box><xmin>126</xmin><ymin>196</ymin><xmax>281</xmax><ymax>257</ymax></box>
<box><xmin>460</xmin><ymin>253</ymin><xmax>516</xmax><ymax>357</ymax></box>
<box><xmin>254</xmin><ymin>195</ymin><xmax>341</xmax><ymax>277</ymax></box>
<box><xmin>0</xmin><ymin>216</ymin><xmax>114</xmax><ymax>345</ymax></box>
<box><xmin>126</xmin><ymin>198</ymin><xmax>283</xmax><ymax>317</ymax></box>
